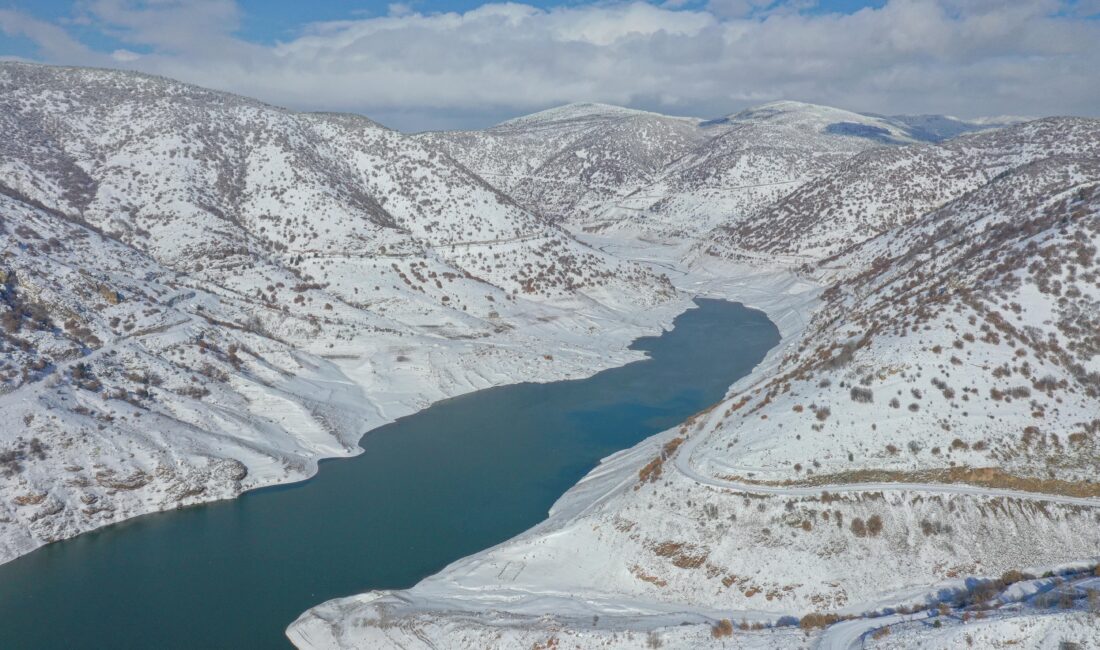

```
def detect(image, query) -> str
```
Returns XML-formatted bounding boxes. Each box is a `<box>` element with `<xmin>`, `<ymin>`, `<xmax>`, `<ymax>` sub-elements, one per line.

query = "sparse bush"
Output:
<box><xmin>176</xmin><ymin>384</ymin><xmax>210</xmax><ymax>400</ymax></box>
<box><xmin>969</xmin><ymin>580</ymin><xmax>1001</xmax><ymax>604</ymax></box>
<box><xmin>850</xmin><ymin>387</ymin><xmax>873</xmax><ymax>403</ymax></box>
<box><xmin>1033</xmin><ymin>375</ymin><xmax>1060</xmax><ymax>392</ymax></box>
<box><xmin>1000</xmin><ymin>570</ymin><xmax>1032</xmax><ymax>585</ymax></box>
<box><xmin>799</xmin><ymin>612</ymin><xmax>840</xmax><ymax>630</ymax></box>
<box><xmin>823</xmin><ymin>344</ymin><xmax>856</xmax><ymax>370</ymax></box>
<box><xmin>711</xmin><ymin>619</ymin><xmax>733</xmax><ymax>638</ymax></box>
<box><xmin>0</xmin><ymin>448</ymin><xmax>25</xmax><ymax>477</ymax></box>
<box><xmin>921</xmin><ymin>519</ymin><xmax>952</xmax><ymax>536</ymax></box>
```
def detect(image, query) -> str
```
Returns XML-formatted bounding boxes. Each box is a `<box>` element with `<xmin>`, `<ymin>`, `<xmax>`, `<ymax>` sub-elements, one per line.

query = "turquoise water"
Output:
<box><xmin>0</xmin><ymin>299</ymin><xmax>778</xmax><ymax>649</ymax></box>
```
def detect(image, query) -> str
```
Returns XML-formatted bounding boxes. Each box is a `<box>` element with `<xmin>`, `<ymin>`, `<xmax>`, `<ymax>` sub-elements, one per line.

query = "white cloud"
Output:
<box><xmin>3</xmin><ymin>0</ymin><xmax>1099</xmax><ymax>130</ymax></box>
<box><xmin>110</xmin><ymin>48</ymin><xmax>141</xmax><ymax>62</ymax></box>
<box><xmin>80</xmin><ymin>0</ymin><xmax>242</xmax><ymax>49</ymax></box>
<box><xmin>0</xmin><ymin>9</ymin><xmax>98</xmax><ymax>61</ymax></box>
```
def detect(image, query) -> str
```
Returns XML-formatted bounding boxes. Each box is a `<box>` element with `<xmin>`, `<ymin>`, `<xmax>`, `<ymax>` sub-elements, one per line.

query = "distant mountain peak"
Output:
<box><xmin>493</xmin><ymin>102</ymin><xmax>695</xmax><ymax>130</ymax></box>
<box><xmin>727</xmin><ymin>99</ymin><xmax>867</xmax><ymax>120</ymax></box>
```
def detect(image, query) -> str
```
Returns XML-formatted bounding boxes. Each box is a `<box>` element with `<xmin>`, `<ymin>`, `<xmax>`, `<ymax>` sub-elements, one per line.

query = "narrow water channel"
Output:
<box><xmin>0</xmin><ymin>299</ymin><xmax>779</xmax><ymax>649</ymax></box>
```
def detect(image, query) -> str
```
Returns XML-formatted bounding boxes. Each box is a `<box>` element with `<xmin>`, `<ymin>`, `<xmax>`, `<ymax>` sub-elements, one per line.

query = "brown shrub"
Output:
<box><xmin>638</xmin><ymin>457</ymin><xmax>663</xmax><ymax>484</ymax></box>
<box><xmin>1000</xmin><ymin>569</ymin><xmax>1032</xmax><ymax>585</ymax></box>
<box><xmin>711</xmin><ymin>619</ymin><xmax>733</xmax><ymax>638</ymax></box>
<box><xmin>799</xmin><ymin>612</ymin><xmax>840</xmax><ymax>630</ymax></box>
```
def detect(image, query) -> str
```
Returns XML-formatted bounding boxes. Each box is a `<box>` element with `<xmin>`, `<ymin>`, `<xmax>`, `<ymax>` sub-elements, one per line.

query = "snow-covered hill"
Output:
<box><xmin>4</xmin><ymin>61</ymin><xmax>1095</xmax><ymax>650</ymax></box>
<box><xmin>702</xmin><ymin>117</ymin><xmax>1100</xmax><ymax>262</ymax></box>
<box><xmin>0</xmin><ymin>63</ymin><xmax>685</xmax><ymax>563</ymax></box>
<box><xmin>425</xmin><ymin>100</ymin><xmax>1006</xmax><ymax>242</ymax></box>
<box><xmin>606</xmin><ymin>101</ymin><xmax>919</xmax><ymax>239</ymax></box>
<box><xmin>419</xmin><ymin>102</ymin><xmax>707</xmax><ymax>227</ymax></box>
<box><xmin>289</xmin><ymin>115</ymin><xmax>1100</xmax><ymax>649</ymax></box>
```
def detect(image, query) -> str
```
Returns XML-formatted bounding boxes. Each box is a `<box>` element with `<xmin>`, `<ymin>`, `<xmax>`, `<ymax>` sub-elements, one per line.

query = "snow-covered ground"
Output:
<box><xmin>289</xmin><ymin>119</ymin><xmax>1100</xmax><ymax>648</ymax></box>
<box><xmin>289</xmin><ymin>239</ymin><xmax>1100</xmax><ymax>649</ymax></box>
<box><xmin>3</xmin><ymin>62</ymin><xmax>1098</xmax><ymax>650</ymax></box>
<box><xmin>0</xmin><ymin>62</ymin><xmax>684</xmax><ymax>563</ymax></box>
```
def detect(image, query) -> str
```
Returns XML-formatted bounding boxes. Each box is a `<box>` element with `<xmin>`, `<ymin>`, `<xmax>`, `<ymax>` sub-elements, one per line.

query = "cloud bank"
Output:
<box><xmin>2</xmin><ymin>0</ymin><xmax>1099</xmax><ymax>130</ymax></box>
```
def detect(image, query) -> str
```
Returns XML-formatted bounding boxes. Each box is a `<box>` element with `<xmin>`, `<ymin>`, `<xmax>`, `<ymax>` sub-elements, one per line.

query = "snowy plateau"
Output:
<box><xmin>1</xmin><ymin>62</ymin><xmax>1098</xmax><ymax>648</ymax></box>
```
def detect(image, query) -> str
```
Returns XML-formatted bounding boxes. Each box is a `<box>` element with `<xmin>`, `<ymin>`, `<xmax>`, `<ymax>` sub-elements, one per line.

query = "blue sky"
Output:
<box><xmin>2</xmin><ymin>1</ymin><xmax>1098</xmax><ymax>131</ymax></box>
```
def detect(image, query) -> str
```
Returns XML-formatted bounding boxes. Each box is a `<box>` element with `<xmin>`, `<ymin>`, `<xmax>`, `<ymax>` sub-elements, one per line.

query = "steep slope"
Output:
<box><xmin>420</xmin><ymin>103</ymin><xmax>707</xmax><ymax>226</ymax></box>
<box><xmin>0</xmin><ymin>193</ymin><xmax>370</xmax><ymax>561</ymax></box>
<box><xmin>0</xmin><ymin>64</ymin><xmax>671</xmax><ymax>319</ymax></box>
<box><xmin>599</xmin><ymin>101</ymin><xmax>920</xmax><ymax>239</ymax></box>
<box><xmin>426</xmin><ymin>100</ymin><xmax>1003</xmax><ymax>242</ymax></box>
<box><xmin>0</xmin><ymin>63</ymin><xmax>685</xmax><ymax>563</ymax></box>
<box><xmin>290</xmin><ymin>120</ymin><xmax>1100</xmax><ymax>650</ymax></box>
<box><xmin>693</xmin><ymin>150</ymin><xmax>1100</xmax><ymax>483</ymax></box>
<box><xmin>702</xmin><ymin>118</ymin><xmax>1100</xmax><ymax>262</ymax></box>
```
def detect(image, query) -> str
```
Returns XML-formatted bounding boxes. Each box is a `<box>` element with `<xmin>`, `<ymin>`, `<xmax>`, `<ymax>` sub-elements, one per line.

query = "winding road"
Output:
<box><xmin>673</xmin><ymin>427</ymin><xmax>1100</xmax><ymax>508</ymax></box>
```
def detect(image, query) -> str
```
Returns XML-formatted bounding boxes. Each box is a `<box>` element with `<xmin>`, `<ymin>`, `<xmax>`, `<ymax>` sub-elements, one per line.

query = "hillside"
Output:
<box><xmin>289</xmin><ymin>119</ymin><xmax>1100</xmax><ymax>649</ymax></box>
<box><xmin>419</xmin><ymin>102</ymin><xmax>707</xmax><ymax>226</ymax></box>
<box><xmin>600</xmin><ymin>101</ymin><xmax>920</xmax><ymax>240</ymax></box>
<box><xmin>4</xmin><ymin>61</ymin><xmax>1096</xmax><ymax>649</ymax></box>
<box><xmin>702</xmin><ymin>118</ymin><xmax>1100</xmax><ymax>262</ymax></box>
<box><xmin>0</xmin><ymin>63</ymin><xmax>684</xmax><ymax>563</ymax></box>
<box><xmin>425</xmin><ymin>100</ymin><xmax>1004</xmax><ymax>242</ymax></box>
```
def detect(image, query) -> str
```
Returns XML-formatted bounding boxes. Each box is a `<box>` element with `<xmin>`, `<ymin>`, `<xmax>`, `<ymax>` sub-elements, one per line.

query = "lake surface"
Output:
<box><xmin>0</xmin><ymin>299</ymin><xmax>778</xmax><ymax>649</ymax></box>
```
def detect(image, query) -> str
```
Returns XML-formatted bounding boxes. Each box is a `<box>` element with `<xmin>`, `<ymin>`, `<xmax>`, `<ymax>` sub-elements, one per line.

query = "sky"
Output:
<box><xmin>1</xmin><ymin>0</ymin><xmax>1098</xmax><ymax>131</ymax></box>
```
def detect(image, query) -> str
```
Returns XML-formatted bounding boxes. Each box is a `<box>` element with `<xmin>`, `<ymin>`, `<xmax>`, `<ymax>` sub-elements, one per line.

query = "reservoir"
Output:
<box><xmin>0</xmin><ymin>299</ymin><xmax>779</xmax><ymax>649</ymax></box>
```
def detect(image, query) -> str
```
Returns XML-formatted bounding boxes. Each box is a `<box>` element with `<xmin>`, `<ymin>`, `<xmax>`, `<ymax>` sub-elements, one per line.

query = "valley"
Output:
<box><xmin>0</xmin><ymin>61</ymin><xmax>1097</xmax><ymax>649</ymax></box>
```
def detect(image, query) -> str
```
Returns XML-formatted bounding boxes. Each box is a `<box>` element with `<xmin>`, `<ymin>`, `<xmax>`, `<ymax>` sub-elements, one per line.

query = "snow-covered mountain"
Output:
<box><xmin>3</xmin><ymin>61</ymin><xmax>1097</xmax><ymax>650</ymax></box>
<box><xmin>607</xmin><ymin>101</ymin><xmax>920</xmax><ymax>239</ymax></box>
<box><xmin>0</xmin><ymin>63</ymin><xmax>684</xmax><ymax>562</ymax></box>
<box><xmin>419</xmin><ymin>102</ymin><xmax>708</xmax><ymax>227</ymax></box>
<box><xmin>702</xmin><ymin>117</ymin><xmax>1100</xmax><ymax>262</ymax></box>
<box><xmin>290</xmin><ymin>112</ymin><xmax>1100</xmax><ymax>648</ymax></box>
<box><xmin>872</xmin><ymin>113</ymin><xmax>1028</xmax><ymax>143</ymax></box>
<box><xmin>424</xmin><ymin>100</ymin><xmax>1008</xmax><ymax>241</ymax></box>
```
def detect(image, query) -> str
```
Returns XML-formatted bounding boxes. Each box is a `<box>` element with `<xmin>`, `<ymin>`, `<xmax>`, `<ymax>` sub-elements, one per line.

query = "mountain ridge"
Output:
<box><xmin>1</xmin><ymin>61</ymin><xmax>1096</xmax><ymax>650</ymax></box>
